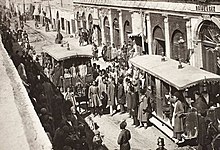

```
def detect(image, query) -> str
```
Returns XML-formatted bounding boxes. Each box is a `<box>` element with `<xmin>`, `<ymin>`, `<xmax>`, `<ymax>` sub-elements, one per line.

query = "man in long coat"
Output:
<box><xmin>107</xmin><ymin>78</ymin><xmax>116</xmax><ymax>115</ymax></box>
<box><xmin>138</xmin><ymin>89</ymin><xmax>151</xmax><ymax>128</ymax></box>
<box><xmin>130</xmin><ymin>86</ymin><xmax>139</xmax><ymax>127</ymax></box>
<box><xmin>88</xmin><ymin>81</ymin><xmax>102</xmax><ymax>115</ymax></box>
<box><xmin>117</xmin><ymin>120</ymin><xmax>131</xmax><ymax>150</ymax></box>
<box><xmin>172</xmin><ymin>91</ymin><xmax>185</xmax><ymax>142</ymax></box>
<box><xmin>118</xmin><ymin>78</ymin><xmax>126</xmax><ymax>113</ymax></box>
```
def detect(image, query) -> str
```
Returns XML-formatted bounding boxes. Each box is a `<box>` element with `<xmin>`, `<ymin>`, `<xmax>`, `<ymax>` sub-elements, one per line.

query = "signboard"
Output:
<box><xmin>196</xmin><ymin>5</ymin><xmax>216</xmax><ymax>12</ymax></box>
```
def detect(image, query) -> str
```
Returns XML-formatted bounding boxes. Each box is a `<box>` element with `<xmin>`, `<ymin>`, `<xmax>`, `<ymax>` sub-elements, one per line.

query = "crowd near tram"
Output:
<box><xmin>2</xmin><ymin>6</ymin><xmax>220</xmax><ymax>150</ymax></box>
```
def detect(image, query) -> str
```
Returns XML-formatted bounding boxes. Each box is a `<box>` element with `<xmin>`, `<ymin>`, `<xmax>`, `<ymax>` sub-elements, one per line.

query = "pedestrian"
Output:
<box><xmin>88</xmin><ymin>80</ymin><xmax>102</xmax><ymax>116</ymax></box>
<box><xmin>126</xmin><ymin>82</ymin><xmax>133</xmax><ymax>117</ymax></box>
<box><xmin>92</xmin><ymin>42</ymin><xmax>99</xmax><ymax>60</ymax></box>
<box><xmin>117</xmin><ymin>120</ymin><xmax>131</xmax><ymax>150</ymax></box>
<box><xmin>107</xmin><ymin>77</ymin><xmax>116</xmax><ymax>115</ymax></box>
<box><xmin>131</xmin><ymin>86</ymin><xmax>139</xmax><ymax>127</ymax></box>
<box><xmin>138</xmin><ymin>89</ymin><xmax>150</xmax><ymax>128</ymax></box>
<box><xmin>118</xmin><ymin>78</ymin><xmax>126</xmax><ymax>113</ymax></box>
<box><xmin>92</xmin><ymin>130</ymin><xmax>103</xmax><ymax>150</ymax></box>
<box><xmin>171</xmin><ymin>91</ymin><xmax>185</xmax><ymax>143</ymax></box>
<box><xmin>156</xmin><ymin>137</ymin><xmax>167</xmax><ymax>150</ymax></box>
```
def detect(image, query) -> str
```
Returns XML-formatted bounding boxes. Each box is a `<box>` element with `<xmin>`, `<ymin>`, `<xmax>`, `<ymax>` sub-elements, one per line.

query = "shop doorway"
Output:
<box><xmin>153</xmin><ymin>26</ymin><xmax>165</xmax><ymax>55</ymax></box>
<box><xmin>104</xmin><ymin>16</ymin><xmax>110</xmax><ymax>45</ymax></box>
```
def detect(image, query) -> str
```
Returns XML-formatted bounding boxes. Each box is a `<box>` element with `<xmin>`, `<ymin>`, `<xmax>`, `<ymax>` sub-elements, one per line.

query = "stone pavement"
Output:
<box><xmin>87</xmin><ymin>112</ymin><xmax>178</xmax><ymax>150</ymax></box>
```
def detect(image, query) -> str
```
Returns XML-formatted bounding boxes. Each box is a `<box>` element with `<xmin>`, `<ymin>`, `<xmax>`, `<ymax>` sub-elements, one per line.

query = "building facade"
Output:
<box><xmin>14</xmin><ymin>0</ymin><xmax>220</xmax><ymax>74</ymax></box>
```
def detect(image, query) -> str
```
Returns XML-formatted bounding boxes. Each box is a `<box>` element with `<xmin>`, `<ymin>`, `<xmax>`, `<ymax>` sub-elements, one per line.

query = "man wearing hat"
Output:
<box><xmin>156</xmin><ymin>137</ymin><xmax>167</xmax><ymax>150</ymax></box>
<box><xmin>117</xmin><ymin>120</ymin><xmax>131</xmax><ymax>150</ymax></box>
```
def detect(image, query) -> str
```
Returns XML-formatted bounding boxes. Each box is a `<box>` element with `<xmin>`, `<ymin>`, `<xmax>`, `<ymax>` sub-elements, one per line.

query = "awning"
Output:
<box><xmin>129</xmin><ymin>55</ymin><xmax>220</xmax><ymax>90</ymax></box>
<box><xmin>42</xmin><ymin>44</ymin><xmax>92</xmax><ymax>61</ymax></box>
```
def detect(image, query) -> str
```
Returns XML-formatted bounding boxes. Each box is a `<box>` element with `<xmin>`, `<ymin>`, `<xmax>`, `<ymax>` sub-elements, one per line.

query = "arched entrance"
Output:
<box><xmin>113</xmin><ymin>18</ymin><xmax>120</xmax><ymax>47</ymax></box>
<box><xmin>88</xmin><ymin>14</ymin><xmax>93</xmax><ymax>30</ymax></box>
<box><xmin>153</xmin><ymin>26</ymin><xmax>165</xmax><ymax>55</ymax></box>
<box><xmin>82</xmin><ymin>12</ymin><xmax>86</xmax><ymax>29</ymax></box>
<box><xmin>124</xmin><ymin>20</ymin><xmax>132</xmax><ymax>45</ymax></box>
<box><xmin>171</xmin><ymin>30</ymin><xmax>187</xmax><ymax>61</ymax></box>
<box><xmin>199</xmin><ymin>20</ymin><xmax>220</xmax><ymax>74</ymax></box>
<box><xmin>104</xmin><ymin>17</ymin><xmax>110</xmax><ymax>45</ymax></box>
<box><xmin>94</xmin><ymin>25</ymin><xmax>102</xmax><ymax>46</ymax></box>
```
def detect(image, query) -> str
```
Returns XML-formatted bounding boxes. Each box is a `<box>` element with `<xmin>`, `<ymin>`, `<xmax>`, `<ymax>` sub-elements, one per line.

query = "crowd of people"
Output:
<box><xmin>0</xmin><ymin>10</ymin><xmax>104</xmax><ymax>150</ymax></box>
<box><xmin>2</xmin><ymin>5</ymin><xmax>220</xmax><ymax>150</ymax></box>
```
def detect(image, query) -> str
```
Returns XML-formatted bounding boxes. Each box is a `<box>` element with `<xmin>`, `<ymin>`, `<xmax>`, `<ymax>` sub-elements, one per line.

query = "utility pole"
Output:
<box><xmin>23</xmin><ymin>0</ymin><xmax>25</xmax><ymax>14</ymax></box>
<box><xmin>61</xmin><ymin>0</ymin><xmax>63</xmax><ymax>7</ymax></box>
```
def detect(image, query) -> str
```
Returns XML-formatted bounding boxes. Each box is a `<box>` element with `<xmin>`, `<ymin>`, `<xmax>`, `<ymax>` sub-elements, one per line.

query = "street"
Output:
<box><xmin>23</xmin><ymin>20</ymin><xmax>178</xmax><ymax>150</ymax></box>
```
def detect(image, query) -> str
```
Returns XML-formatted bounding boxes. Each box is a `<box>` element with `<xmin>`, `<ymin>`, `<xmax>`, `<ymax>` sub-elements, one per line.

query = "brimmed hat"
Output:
<box><xmin>120</xmin><ymin>120</ymin><xmax>127</xmax><ymax>129</ymax></box>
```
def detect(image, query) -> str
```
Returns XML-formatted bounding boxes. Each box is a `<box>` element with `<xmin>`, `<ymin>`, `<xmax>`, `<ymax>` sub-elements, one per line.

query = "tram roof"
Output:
<box><xmin>129</xmin><ymin>55</ymin><xmax>220</xmax><ymax>90</ymax></box>
<box><xmin>42</xmin><ymin>44</ymin><xmax>92</xmax><ymax>61</ymax></box>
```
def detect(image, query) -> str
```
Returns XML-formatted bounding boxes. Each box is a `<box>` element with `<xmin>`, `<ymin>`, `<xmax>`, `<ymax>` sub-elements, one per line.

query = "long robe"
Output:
<box><xmin>107</xmin><ymin>82</ymin><xmax>115</xmax><ymax>106</ymax></box>
<box><xmin>117</xmin><ymin>129</ymin><xmax>131</xmax><ymax>150</ymax></box>
<box><xmin>118</xmin><ymin>84</ymin><xmax>126</xmax><ymax>105</ymax></box>
<box><xmin>88</xmin><ymin>85</ymin><xmax>102</xmax><ymax>107</ymax></box>
<box><xmin>172</xmin><ymin>100</ymin><xmax>184</xmax><ymax>133</ymax></box>
<box><xmin>138</xmin><ymin>95</ymin><xmax>149</xmax><ymax>122</ymax></box>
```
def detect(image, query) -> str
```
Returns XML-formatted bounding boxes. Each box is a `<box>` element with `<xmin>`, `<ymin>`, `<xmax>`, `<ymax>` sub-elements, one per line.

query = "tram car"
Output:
<box><xmin>42</xmin><ymin>43</ymin><xmax>93</xmax><ymax>111</ymax></box>
<box><xmin>129</xmin><ymin>55</ymin><xmax>220</xmax><ymax>147</ymax></box>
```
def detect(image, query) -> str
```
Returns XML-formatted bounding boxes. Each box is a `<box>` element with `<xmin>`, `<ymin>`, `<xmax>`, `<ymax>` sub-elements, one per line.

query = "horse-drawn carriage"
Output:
<box><xmin>129</xmin><ymin>55</ymin><xmax>220</xmax><ymax>148</ymax></box>
<box><xmin>42</xmin><ymin>44</ymin><xmax>93</xmax><ymax>112</ymax></box>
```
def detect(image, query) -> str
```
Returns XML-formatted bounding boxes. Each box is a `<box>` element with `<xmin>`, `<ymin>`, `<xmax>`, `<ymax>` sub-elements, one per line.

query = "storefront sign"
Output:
<box><xmin>196</xmin><ymin>5</ymin><xmax>215</xmax><ymax>12</ymax></box>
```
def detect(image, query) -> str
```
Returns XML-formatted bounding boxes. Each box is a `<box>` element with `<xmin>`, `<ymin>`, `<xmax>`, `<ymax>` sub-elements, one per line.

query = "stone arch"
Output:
<box><xmin>124</xmin><ymin>20</ymin><xmax>132</xmax><ymax>45</ymax></box>
<box><xmin>171</xmin><ymin>30</ymin><xmax>187</xmax><ymax>61</ymax></box>
<box><xmin>81</xmin><ymin>12</ymin><xmax>86</xmax><ymax>29</ymax></box>
<box><xmin>195</xmin><ymin>20</ymin><xmax>220</xmax><ymax>74</ymax></box>
<box><xmin>113</xmin><ymin>18</ymin><xmax>120</xmax><ymax>47</ymax></box>
<box><xmin>194</xmin><ymin>16</ymin><xmax>220</xmax><ymax>43</ymax></box>
<box><xmin>152</xmin><ymin>25</ymin><xmax>165</xmax><ymax>55</ymax></box>
<box><xmin>104</xmin><ymin>16</ymin><xmax>110</xmax><ymax>45</ymax></box>
<box><xmin>88</xmin><ymin>14</ymin><xmax>93</xmax><ymax>30</ymax></box>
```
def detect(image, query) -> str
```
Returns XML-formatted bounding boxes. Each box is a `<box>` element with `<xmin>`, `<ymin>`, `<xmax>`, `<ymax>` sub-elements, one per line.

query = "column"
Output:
<box><xmin>164</xmin><ymin>15</ymin><xmax>171</xmax><ymax>58</ymax></box>
<box><xmin>146</xmin><ymin>14</ymin><xmax>152</xmax><ymax>55</ymax></box>
<box><xmin>109</xmin><ymin>9</ymin><xmax>114</xmax><ymax>46</ymax></box>
<box><xmin>101</xmin><ymin>16</ymin><xmax>106</xmax><ymax>45</ymax></box>
<box><xmin>141</xmin><ymin>11</ymin><xmax>145</xmax><ymax>55</ymax></box>
<box><xmin>119</xmin><ymin>10</ymin><xmax>124</xmax><ymax>46</ymax></box>
<box><xmin>74</xmin><ymin>11</ymin><xmax>78</xmax><ymax>33</ymax></box>
<box><xmin>195</xmin><ymin>40</ymin><xmax>203</xmax><ymax>68</ymax></box>
<box><xmin>186</xmin><ymin>18</ymin><xmax>194</xmax><ymax>66</ymax></box>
